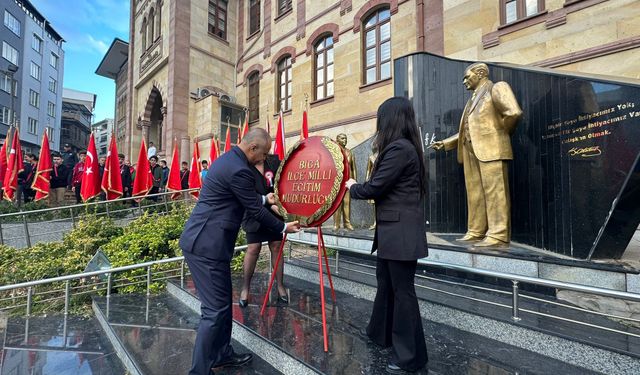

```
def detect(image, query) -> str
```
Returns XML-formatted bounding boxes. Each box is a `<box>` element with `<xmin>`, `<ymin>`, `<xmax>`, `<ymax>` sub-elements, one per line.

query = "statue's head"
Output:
<box><xmin>336</xmin><ymin>133</ymin><xmax>347</xmax><ymax>147</ymax></box>
<box><xmin>463</xmin><ymin>63</ymin><xmax>490</xmax><ymax>91</ymax></box>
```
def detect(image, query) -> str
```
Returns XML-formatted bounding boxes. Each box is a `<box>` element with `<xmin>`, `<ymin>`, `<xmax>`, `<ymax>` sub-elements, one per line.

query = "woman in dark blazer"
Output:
<box><xmin>238</xmin><ymin>154</ymin><xmax>287</xmax><ymax>307</ymax></box>
<box><xmin>346</xmin><ymin>97</ymin><xmax>428</xmax><ymax>374</ymax></box>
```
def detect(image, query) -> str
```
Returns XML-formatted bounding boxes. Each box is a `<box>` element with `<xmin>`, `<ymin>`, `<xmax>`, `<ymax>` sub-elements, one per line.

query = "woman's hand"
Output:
<box><xmin>345</xmin><ymin>179</ymin><xmax>357</xmax><ymax>190</ymax></box>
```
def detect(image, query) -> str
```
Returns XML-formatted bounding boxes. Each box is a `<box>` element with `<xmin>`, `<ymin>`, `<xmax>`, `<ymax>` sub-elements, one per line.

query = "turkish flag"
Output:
<box><xmin>301</xmin><ymin>110</ymin><xmax>309</xmax><ymax>140</ymax></box>
<box><xmin>101</xmin><ymin>134</ymin><xmax>123</xmax><ymax>200</ymax></box>
<box><xmin>242</xmin><ymin>115</ymin><xmax>250</xmax><ymax>139</ymax></box>
<box><xmin>188</xmin><ymin>141</ymin><xmax>202</xmax><ymax>199</ymax></box>
<box><xmin>209</xmin><ymin>136</ymin><xmax>219</xmax><ymax>165</ymax></box>
<box><xmin>166</xmin><ymin>139</ymin><xmax>182</xmax><ymax>199</ymax></box>
<box><xmin>273</xmin><ymin>111</ymin><xmax>286</xmax><ymax>160</ymax></box>
<box><xmin>81</xmin><ymin>133</ymin><xmax>101</xmax><ymax>202</ymax></box>
<box><xmin>3</xmin><ymin>128</ymin><xmax>23</xmax><ymax>201</ymax></box>
<box><xmin>131</xmin><ymin>139</ymin><xmax>153</xmax><ymax>201</ymax></box>
<box><xmin>0</xmin><ymin>127</ymin><xmax>11</xmax><ymax>186</ymax></box>
<box><xmin>32</xmin><ymin>129</ymin><xmax>52</xmax><ymax>201</ymax></box>
<box><xmin>224</xmin><ymin>126</ymin><xmax>232</xmax><ymax>153</ymax></box>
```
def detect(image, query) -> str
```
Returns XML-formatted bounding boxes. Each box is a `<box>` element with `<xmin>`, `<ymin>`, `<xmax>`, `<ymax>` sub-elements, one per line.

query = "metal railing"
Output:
<box><xmin>0</xmin><ymin>188</ymin><xmax>199</xmax><ymax>249</ymax></box>
<box><xmin>0</xmin><ymin>243</ymin><xmax>250</xmax><ymax>317</ymax></box>
<box><xmin>286</xmin><ymin>237</ymin><xmax>640</xmax><ymax>342</ymax></box>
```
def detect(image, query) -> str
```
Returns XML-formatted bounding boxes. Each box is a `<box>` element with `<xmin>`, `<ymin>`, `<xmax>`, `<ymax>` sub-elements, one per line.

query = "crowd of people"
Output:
<box><xmin>14</xmin><ymin>141</ymin><xmax>216</xmax><ymax>207</ymax></box>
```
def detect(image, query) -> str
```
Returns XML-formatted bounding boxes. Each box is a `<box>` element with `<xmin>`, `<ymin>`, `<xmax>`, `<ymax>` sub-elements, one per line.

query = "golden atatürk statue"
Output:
<box><xmin>432</xmin><ymin>62</ymin><xmax>522</xmax><ymax>248</ymax></box>
<box><xmin>334</xmin><ymin>133</ymin><xmax>357</xmax><ymax>230</ymax></box>
<box><xmin>366</xmin><ymin>152</ymin><xmax>377</xmax><ymax>230</ymax></box>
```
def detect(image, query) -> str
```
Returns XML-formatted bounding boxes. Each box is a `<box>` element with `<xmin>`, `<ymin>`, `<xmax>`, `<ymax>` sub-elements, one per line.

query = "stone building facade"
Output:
<box><xmin>121</xmin><ymin>0</ymin><xmax>639</xmax><ymax>163</ymax></box>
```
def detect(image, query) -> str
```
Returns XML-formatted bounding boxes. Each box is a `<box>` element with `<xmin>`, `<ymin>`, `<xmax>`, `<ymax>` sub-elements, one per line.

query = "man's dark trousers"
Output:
<box><xmin>184</xmin><ymin>251</ymin><xmax>234</xmax><ymax>375</ymax></box>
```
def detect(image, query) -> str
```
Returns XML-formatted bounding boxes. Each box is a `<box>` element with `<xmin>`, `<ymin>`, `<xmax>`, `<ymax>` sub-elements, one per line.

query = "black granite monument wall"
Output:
<box><xmin>394</xmin><ymin>52</ymin><xmax>640</xmax><ymax>259</ymax></box>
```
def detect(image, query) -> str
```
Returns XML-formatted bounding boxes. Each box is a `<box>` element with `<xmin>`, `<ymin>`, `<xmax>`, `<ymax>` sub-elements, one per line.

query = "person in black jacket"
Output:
<box><xmin>346</xmin><ymin>97</ymin><xmax>428</xmax><ymax>374</ymax></box>
<box><xmin>119</xmin><ymin>153</ymin><xmax>132</xmax><ymax>198</ymax></box>
<box><xmin>238</xmin><ymin>154</ymin><xmax>285</xmax><ymax>307</ymax></box>
<box><xmin>18</xmin><ymin>153</ymin><xmax>38</xmax><ymax>205</ymax></box>
<box><xmin>61</xmin><ymin>143</ymin><xmax>78</xmax><ymax>169</ymax></box>
<box><xmin>50</xmin><ymin>152</ymin><xmax>70</xmax><ymax>206</ymax></box>
<box><xmin>180</xmin><ymin>161</ymin><xmax>190</xmax><ymax>190</ymax></box>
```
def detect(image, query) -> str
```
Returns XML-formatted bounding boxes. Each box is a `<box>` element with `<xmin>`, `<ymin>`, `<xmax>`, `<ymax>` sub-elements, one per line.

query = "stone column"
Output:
<box><xmin>139</xmin><ymin>119</ymin><xmax>151</xmax><ymax>147</ymax></box>
<box><xmin>180</xmin><ymin>135</ymin><xmax>190</xmax><ymax>165</ymax></box>
<box><xmin>159</xmin><ymin>106</ymin><xmax>167</xmax><ymax>151</ymax></box>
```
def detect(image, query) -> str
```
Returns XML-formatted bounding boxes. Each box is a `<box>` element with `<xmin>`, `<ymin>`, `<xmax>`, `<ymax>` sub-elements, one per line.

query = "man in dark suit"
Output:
<box><xmin>118</xmin><ymin>153</ymin><xmax>132</xmax><ymax>198</ymax></box>
<box><xmin>179</xmin><ymin>128</ymin><xmax>299</xmax><ymax>375</ymax></box>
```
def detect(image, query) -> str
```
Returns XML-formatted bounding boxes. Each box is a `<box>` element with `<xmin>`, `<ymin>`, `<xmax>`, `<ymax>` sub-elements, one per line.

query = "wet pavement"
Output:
<box><xmin>93</xmin><ymin>294</ymin><xmax>280</xmax><ymax>375</ymax></box>
<box><xmin>0</xmin><ymin>314</ymin><xmax>125</xmax><ymax>375</ymax></box>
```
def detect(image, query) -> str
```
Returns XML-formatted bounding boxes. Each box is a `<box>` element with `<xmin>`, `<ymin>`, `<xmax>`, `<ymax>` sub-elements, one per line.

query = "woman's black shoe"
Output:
<box><xmin>277</xmin><ymin>294</ymin><xmax>289</xmax><ymax>304</ymax></box>
<box><xmin>238</xmin><ymin>299</ymin><xmax>248</xmax><ymax>308</ymax></box>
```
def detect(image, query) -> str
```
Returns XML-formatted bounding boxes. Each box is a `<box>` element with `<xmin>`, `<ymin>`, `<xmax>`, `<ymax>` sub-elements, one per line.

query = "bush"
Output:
<box><xmin>100</xmin><ymin>206</ymin><xmax>191</xmax><ymax>294</ymax></box>
<box><xmin>0</xmin><ymin>215</ymin><xmax>124</xmax><ymax>314</ymax></box>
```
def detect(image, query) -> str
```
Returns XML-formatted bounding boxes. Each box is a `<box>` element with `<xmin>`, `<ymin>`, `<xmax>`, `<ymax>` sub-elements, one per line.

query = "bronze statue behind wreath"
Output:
<box><xmin>366</xmin><ymin>152</ymin><xmax>377</xmax><ymax>230</ymax></box>
<box><xmin>333</xmin><ymin>133</ymin><xmax>357</xmax><ymax>230</ymax></box>
<box><xmin>432</xmin><ymin>62</ymin><xmax>522</xmax><ymax>248</ymax></box>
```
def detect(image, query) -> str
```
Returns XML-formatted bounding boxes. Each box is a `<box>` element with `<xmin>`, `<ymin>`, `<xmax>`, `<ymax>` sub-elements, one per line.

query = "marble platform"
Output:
<box><xmin>289</xmin><ymin>227</ymin><xmax>640</xmax><ymax>294</ymax></box>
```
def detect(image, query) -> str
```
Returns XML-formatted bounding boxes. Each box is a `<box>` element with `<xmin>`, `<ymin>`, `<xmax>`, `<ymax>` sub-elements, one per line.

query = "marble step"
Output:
<box><xmin>286</xmin><ymin>251</ymin><xmax>640</xmax><ymax>358</ymax></box>
<box><xmin>91</xmin><ymin>294</ymin><xmax>281</xmax><ymax>375</ymax></box>
<box><xmin>167</xmin><ymin>273</ymin><xmax>609</xmax><ymax>374</ymax></box>
<box><xmin>283</xmin><ymin>259</ymin><xmax>640</xmax><ymax>375</ymax></box>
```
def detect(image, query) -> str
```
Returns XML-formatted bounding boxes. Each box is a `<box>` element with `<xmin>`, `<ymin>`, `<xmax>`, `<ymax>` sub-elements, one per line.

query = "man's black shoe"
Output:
<box><xmin>213</xmin><ymin>353</ymin><xmax>253</xmax><ymax>368</ymax></box>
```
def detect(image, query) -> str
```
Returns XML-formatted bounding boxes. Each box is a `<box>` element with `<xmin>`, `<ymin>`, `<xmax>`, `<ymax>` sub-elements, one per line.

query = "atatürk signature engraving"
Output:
<box><xmin>568</xmin><ymin>146</ymin><xmax>602</xmax><ymax>158</ymax></box>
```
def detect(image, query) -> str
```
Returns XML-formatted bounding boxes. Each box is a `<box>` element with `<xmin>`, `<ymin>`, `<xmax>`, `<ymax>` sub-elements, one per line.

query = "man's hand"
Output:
<box><xmin>285</xmin><ymin>221</ymin><xmax>301</xmax><ymax>233</ymax></box>
<box><xmin>270</xmin><ymin>204</ymin><xmax>280</xmax><ymax>215</ymax></box>
<box><xmin>71</xmin><ymin>186</ymin><xmax>75</xmax><ymax>192</ymax></box>
<box><xmin>266</xmin><ymin>192</ymin><xmax>276</xmax><ymax>205</ymax></box>
<box><xmin>345</xmin><ymin>179</ymin><xmax>357</xmax><ymax>190</ymax></box>
<box><xmin>430</xmin><ymin>141</ymin><xmax>445</xmax><ymax>151</ymax></box>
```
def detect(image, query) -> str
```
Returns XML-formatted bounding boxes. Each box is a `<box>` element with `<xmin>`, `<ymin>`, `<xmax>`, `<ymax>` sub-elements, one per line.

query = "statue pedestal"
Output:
<box><xmin>289</xmin><ymin>228</ymin><xmax>640</xmax><ymax>294</ymax></box>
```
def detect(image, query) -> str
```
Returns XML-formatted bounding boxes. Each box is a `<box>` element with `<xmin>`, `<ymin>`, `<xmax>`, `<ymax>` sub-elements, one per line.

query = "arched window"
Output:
<box><xmin>277</xmin><ymin>56</ymin><xmax>292</xmax><ymax>112</ymax></box>
<box><xmin>249</xmin><ymin>0</ymin><xmax>260</xmax><ymax>35</ymax></box>
<box><xmin>363</xmin><ymin>8</ymin><xmax>391</xmax><ymax>85</ymax></box>
<box><xmin>148</xmin><ymin>8</ymin><xmax>155</xmax><ymax>46</ymax></box>
<box><xmin>141</xmin><ymin>17</ymin><xmax>147</xmax><ymax>51</ymax></box>
<box><xmin>155</xmin><ymin>1</ymin><xmax>162</xmax><ymax>39</ymax></box>
<box><xmin>248</xmin><ymin>71</ymin><xmax>260</xmax><ymax>122</ymax></box>
<box><xmin>314</xmin><ymin>36</ymin><xmax>334</xmax><ymax>100</ymax></box>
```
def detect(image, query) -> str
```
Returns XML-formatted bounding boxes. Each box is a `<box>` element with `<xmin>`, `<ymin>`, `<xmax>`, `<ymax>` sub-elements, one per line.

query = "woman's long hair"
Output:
<box><xmin>372</xmin><ymin>97</ymin><xmax>426</xmax><ymax>194</ymax></box>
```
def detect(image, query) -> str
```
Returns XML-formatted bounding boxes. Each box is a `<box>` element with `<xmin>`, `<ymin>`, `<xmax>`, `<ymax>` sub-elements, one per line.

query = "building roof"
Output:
<box><xmin>62</xmin><ymin>88</ymin><xmax>97</xmax><ymax>113</ymax></box>
<box><xmin>95</xmin><ymin>38</ymin><xmax>129</xmax><ymax>79</ymax></box>
<box><xmin>15</xmin><ymin>0</ymin><xmax>64</xmax><ymax>42</ymax></box>
<box><xmin>62</xmin><ymin>101</ymin><xmax>92</xmax><ymax>117</ymax></box>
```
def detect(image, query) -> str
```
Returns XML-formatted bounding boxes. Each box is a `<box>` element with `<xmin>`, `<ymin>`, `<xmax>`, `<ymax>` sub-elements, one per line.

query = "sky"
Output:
<box><xmin>30</xmin><ymin>0</ymin><xmax>130</xmax><ymax>122</ymax></box>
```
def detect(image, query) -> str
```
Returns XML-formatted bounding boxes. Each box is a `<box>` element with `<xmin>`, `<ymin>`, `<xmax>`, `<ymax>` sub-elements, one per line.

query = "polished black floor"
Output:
<box><xmin>93</xmin><ymin>294</ymin><xmax>279</xmax><ymax>375</ymax></box>
<box><xmin>173</xmin><ymin>273</ymin><xmax>601</xmax><ymax>375</ymax></box>
<box><xmin>0</xmin><ymin>315</ymin><xmax>125</xmax><ymax>375</ymax></box>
